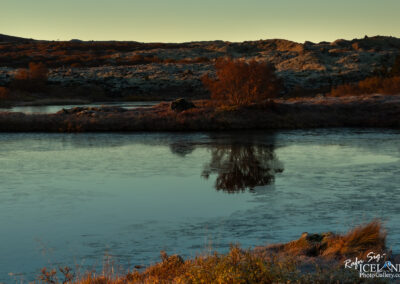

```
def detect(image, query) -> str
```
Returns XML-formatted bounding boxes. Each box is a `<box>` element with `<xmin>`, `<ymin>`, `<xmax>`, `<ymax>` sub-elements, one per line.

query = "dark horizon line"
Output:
<box><xmin>1</xmin><ymin>32</ymin><xmax>399</xmax><ymax>45</ymax></box>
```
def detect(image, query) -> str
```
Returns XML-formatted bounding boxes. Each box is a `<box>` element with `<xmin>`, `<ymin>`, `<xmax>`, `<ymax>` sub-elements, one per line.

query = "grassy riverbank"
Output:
<box><xmin>38</xmin><ymin>221</ymin><xmax>390</xmax><ymax>283</ymax></box>
<box><xmin>1</xmin><ymin>94</ymin><xmax>400</xmax><ymax>132</ymax></box>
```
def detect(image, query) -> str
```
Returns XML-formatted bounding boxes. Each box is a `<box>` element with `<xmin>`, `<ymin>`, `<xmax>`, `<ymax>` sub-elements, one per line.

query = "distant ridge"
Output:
<box><xmin>0</xmin><ymin>34</ymin><xmax>35</xmax><ymax>43</ymax></box>
<box><xmin>1</xmin><ymin>33</ymin><xmax>400</xmax><ymax>46</ymax></box>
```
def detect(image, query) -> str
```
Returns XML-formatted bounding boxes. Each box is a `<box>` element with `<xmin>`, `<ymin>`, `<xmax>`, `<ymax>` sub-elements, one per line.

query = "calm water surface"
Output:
<box><xmin>0</xmin><ymin>101</ymin><xmax>158</xmax><ymax>114</ymax></box>
<box><xmin>1</xmin><ymin>129</ymin><xmax>400</xmax><ymax>281</ymax></box>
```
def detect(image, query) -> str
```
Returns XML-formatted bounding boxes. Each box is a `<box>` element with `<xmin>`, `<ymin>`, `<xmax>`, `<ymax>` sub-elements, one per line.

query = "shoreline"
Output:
<box><xmin>0</xmin><ymin>97</ymin><xmax>166</xmax><ymax>107</ymax></box>
<box><xmin>37</xmin><ymin>221</ymin><xmax>393</xmax><ymax>283</ymax></box>
<box><xmin>0</xmin><ymin>94</ymin><xmax>399</xmax><ymax>132</ymax></box>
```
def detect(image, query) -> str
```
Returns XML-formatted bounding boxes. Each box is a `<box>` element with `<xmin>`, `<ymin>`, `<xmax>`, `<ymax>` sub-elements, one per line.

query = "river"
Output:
<box><xmin>0</xmin><ymin>128</ymin><xmax>399</xmax><ymax>281</ymax></box>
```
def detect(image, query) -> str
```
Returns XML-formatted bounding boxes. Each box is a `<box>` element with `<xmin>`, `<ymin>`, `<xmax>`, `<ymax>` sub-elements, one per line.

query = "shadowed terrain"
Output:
<box><xmin>1</xmin><ymin>34</ymin><xmax>400</xmax><ymax>101</ymax></box>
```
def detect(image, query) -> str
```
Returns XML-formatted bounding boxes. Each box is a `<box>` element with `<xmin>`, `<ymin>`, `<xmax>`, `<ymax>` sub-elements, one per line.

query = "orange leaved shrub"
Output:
<box><xmin>202</xmin><ymin>58</ymin><xmax>282</xmax><ymax>106</ymax></box>
<box><xmin>329</xmin><ymin>76</ymin><xmax>400</xmax><ymax>97</ymax></box>
<box><xmin>11</xmin><ymin>62</ymin><xmax>48</xmax><ymax>92</ymax></box>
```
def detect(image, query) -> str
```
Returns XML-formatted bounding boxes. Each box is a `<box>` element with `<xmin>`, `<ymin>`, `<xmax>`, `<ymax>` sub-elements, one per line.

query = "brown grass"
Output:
<box><xmin>35</xmin><ymin>221</ymin><xmax>387</xmax><ymax>283</ymax></box>
<box><xmin>323</xmin><ymin>220</ymin><xmax>386</xmax><ymax>258</ymax></box>
<box><xmin>329</xmin><ymin>76</ymin><xmax>400</xmax><ymax>97</ymax></box>
<box><xmin>274</xmin><ymin>220</ymin><xmax>387</xmax><ymax>260</ymax></box>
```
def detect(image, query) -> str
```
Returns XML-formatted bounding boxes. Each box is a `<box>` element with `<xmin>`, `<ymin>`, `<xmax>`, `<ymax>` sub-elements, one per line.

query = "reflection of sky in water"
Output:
<box><xmin>0</xmin><ymin>129</ymin><xmax>400</xmax><ymax>281</ymax></box>
<box><xmin>0</xmin><ymin>101</ymin><xmax>158</xmax><ymax>114</ymax></box>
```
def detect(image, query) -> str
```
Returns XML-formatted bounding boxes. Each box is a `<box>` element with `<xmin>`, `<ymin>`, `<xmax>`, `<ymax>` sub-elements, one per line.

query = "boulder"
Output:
<box><xmin>170</xmin><ymin>98</ymin><xmax>195</xmax><ymax>112</ymax></box>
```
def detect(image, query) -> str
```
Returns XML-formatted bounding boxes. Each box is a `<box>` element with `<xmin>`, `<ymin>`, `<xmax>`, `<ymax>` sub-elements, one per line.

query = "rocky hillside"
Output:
<box><xmin>0</xmin><ymin>35</ymin><xmax>399</xmax><ymax>99</ymax></box>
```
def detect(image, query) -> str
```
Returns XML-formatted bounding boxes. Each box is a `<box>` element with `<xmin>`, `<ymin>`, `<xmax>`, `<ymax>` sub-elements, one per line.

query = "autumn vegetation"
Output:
<box><xmin>329</xmin><ymin>76</ymin><xmax>400</xmax><ymax>97</ymax></box>
<box><xmin>1</xmin><ymin>46</ymin><xmax>400</xmax><ymax>106</ymax></box>
<box><xmin>36</xmin><ymin>221</ymin><xmax>388</xmax><ymax>283</ymax></box>
<box><xmin>0</xmin><ymin>44</ymin><xmax>400</xmax><ymax>132</ymax></box>
<box><xmin>1</xmin><ymin>37</ymin><xmax>400</xmax><ymax>105</ymax></box>
<box><xmin>0</xmin><ymin>62</ymin><xmax>50</xmax><ymax>104</ymax></box>
<box><xmin>0</xmin><ymin>61</ymin><xmax>112</xmax><ymax>105</ymax></box>
<box><xmin>329</xmin><ymin>53</ymin><xmax>400</xmax><ymax>97</ymax></box>
<box><xmin>272</xmin><ymin>220</ymin><xmax>386</xmax><ymax>259</ymax></box>
<box><xmin>11</xmin><ymin>62</ymin><xmax>48</xmax><ymax>92</ymax></box>
<box><xmin>202</xmin><ymin>58</ymin><xmax>282</xmax><ymax>106</ymax></box>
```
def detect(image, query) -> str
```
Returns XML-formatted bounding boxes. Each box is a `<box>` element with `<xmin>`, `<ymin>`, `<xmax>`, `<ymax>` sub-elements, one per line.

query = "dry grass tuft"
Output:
<box><xmin>323</xmin><ymin>220</ymin><xmax>386</xmax><ymax>258</ymax></box>
<box><xmin>273</xmin><ymin>220</ymin><xmax>387</xmax><ymax>260</ymax></box>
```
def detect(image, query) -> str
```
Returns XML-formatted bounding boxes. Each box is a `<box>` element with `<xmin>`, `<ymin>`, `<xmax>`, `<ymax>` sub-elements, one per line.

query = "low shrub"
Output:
<box><xmin>11</xmin><ymin>62</ymin><xmax>48</xmax><ymax>92</ymax></box>
<box><xmin>329</xmin><ymin>76</ymin><xmax>400</xmax><ymax>96</ymax></box>
<box><xmin>202</xmin><ymin>58</ymin><xmax>282</xmax><ymax>106</ymax></box>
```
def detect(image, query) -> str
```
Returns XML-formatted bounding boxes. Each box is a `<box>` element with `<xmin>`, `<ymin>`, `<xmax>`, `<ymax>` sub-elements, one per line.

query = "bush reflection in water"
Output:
<box><xmin>170</xmin><ymin>133</ymin><xmax>284</xmax><ymax>193</ymax></box>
